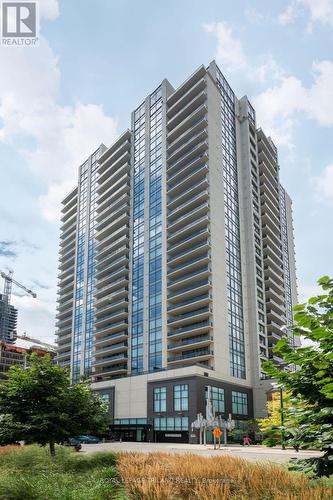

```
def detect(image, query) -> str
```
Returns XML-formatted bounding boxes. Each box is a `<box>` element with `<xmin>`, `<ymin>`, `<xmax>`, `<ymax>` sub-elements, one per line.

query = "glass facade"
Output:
<box><xmin>205</xmin><ymin>385</ymin><xmax>225</xmax><ymax>414</ymax></box>
<box><xmin>131</xmin><ymin>102</ymin><xmax>146</xmax><ymax>374</ymax></box>
<box><xmin>231</xmin><ymin>391</ymin><xmax>248</xmax><ymax>415</ymax></box>
<box><xmin>72</xmin><ymin>148</ymin><xmax>102</xmax><ymax>383</ymax></box>
<box><xmin>174</xmin><ymin>384</ymin><xmax>189</xmax><ymax>411</ymax></box>
<box><xmin>216</xmin><ymin>67</ymin><xmax>246</xmax><ymax>380</ymax></box>
<box><xmin>280</xmin><ymin>187</ymin><xmax>294</xmax><ymax>344</ymax></box>
<box><xmin>72</xmin><ymin>160</ymin><xmax>88</xmax><ymax>383</ymax></box>
<box><xmin>148</xmin><ymin>87</ymin><xmax>163</xmax><ymax>371</ymax></box>
<box><xmin>154</xmin><ymin>416</ymin><xmax>188</xmax><ymax>431</ymax></box>
<box><xmin>153</xmin><ymin>386</ymin><xmax>166</xmax><ymax>412</ymax></box>
<box><xmin>84</xmin><ymin>151</ymin><xmax>99</xmax><ymax>376</ymax></box>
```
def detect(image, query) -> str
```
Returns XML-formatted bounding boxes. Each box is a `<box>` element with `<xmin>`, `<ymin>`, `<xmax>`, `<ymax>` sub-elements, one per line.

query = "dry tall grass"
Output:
<box><xmin>0</xmin><ymin>445</ymin><xmax>22</xmax><ymax>456</ymax></box>
<box><xmin>118</xmin><ymin>452</ymin><xmax>332</xmax><ymax>499</ymax></box>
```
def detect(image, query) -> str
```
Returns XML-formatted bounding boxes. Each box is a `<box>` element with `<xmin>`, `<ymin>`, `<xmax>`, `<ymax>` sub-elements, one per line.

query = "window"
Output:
<box><xmin>174</xmin><ymin>384</ymin><xmax>188</xmax><ymax>411</ymax></box>
<box><xmin>232</xmin><ymin>391</ymin><xmax>248</xmax><ymax>415</ymax></box>
<box><xmin>153</xmin><ymin>386</ymin><xmax>166</xmax><ymax>412</ymax></box>
<box><xmin>206</xmin><ymin>386</ymin><xmax>225</xmax><ymax>414</ymax></box>
<box><xmin>154</xmin><ymin>417</ymin><xmax>188</xmax><ymax>431</ymax></box>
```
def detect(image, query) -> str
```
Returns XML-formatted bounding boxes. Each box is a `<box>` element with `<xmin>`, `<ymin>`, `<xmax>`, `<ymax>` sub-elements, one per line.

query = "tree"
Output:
<box><xmin>263</xmin><ymin>276</ymin><xmax>333</xmax><ymax>477</ymax></box>
<box><xmin>0</xmin><ymin>354</ymin><xmax>109</xmax><ymax>455</ymax></box>
<box><xmin>258</xmin><ymin>391</ymin><xmax>295</xmax><ymax>447</ymax></box>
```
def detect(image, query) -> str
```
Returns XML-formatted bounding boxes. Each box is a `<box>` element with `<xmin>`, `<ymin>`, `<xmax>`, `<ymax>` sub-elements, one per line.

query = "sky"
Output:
<box><xmin>0</xmin><ymin>0</ymin><xmax>332</xmax><ymax>344</ymax></box>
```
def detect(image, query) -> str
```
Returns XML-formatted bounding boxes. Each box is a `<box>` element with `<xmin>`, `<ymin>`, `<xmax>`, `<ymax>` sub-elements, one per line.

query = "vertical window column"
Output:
<box><xmin>131</xmin><ymin>103</ymin><xmax>146</xmax><ymax>374</ymax></box>
<box><xmin>148</xmin><ymin>87</ymin><xmax>163</xmax><ymax>371</ymax></box>
<box><xmin>216</xmin><ymin>68</ymin><xmax>246</xmax><ymax>380</ymax></box>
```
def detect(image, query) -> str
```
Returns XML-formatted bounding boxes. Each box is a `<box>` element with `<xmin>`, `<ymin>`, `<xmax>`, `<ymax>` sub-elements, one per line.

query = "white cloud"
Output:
<box><xmin>316</xmin><ymin>164</ymin><xmax>333</xmax><ymax>204</ymax></box>
<box><xmin>203</xmin><ymin>22</ymin><xmax>247</xmax><ymax>72</ymax></box>
<box><xmin>204</xmin><ymin>20</ymin><xmax>333</xmax><ymax>149</ymax></box>
<box><xmin>0</xmin><ymin>32</ymin><xmax>118</xmax><ymax>223</ymax></box>
<box><xmin>39</xmin><ymin>0</ymin><xmax>60</xmax><ymax>21</ymax></box>
<box><xmin>253</xmin><ymin>61</ymin><xmax>333</xmax><ymax>149</ymax></box>
<box><xmin>278</xmin><ymin>0</ymin><xmax>333</xmax><ymax>27</ymax></box>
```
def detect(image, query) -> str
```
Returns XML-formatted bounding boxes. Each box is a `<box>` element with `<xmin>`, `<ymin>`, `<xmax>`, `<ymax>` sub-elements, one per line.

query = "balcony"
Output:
<box><xmin>167</xmin><ymin>115</ymin><xmax>208</xmax><ymax>154</ymax></box>
<box><xmin>95</xmin><ymin>286</ymin><xmax>128</xmax><ymax>308</ymax></box>
<box><xmin>95</xmin><ymin>319</ymin><xmax>128</xmax><ymax>339</ymax></box>
<box><xmin>168</xmin><ymin>152</ymin><xmax>208</xmax><ymax>186</ymax></box>
<box><xmin>168</xmin><ymin>306</ymin><xmax>211</xmax><ymax>328</ymax></box>
<box><xmin>167</xmin><ymin>142</ymin><xmax>208</xmax><ymax>180</ymax></box>
<box><xmin>56</xmin><ymin>323</ymin><xmax>72</xmax><ymax>336</ymax></box>
<box><xmin>57</xmin><ymin>340</ymin><xmax>71</xmax><ymax>353</ymax></box>
<box><xmin>97</xmin><ymin>182</ymin><xmax>130</xmax><ymax>215</ymax></box>
<box><xmin>168</xmin><ymin>293</ymin><xmax>211</xmax><ymax>314</ymax></box>
<box><xmin>168</xmin><ymin>348</ymin><xmax>213</xmax><ymax>365</ymax></box>
<box><xmin>61</xmin><ymin>202</ymin><xmax>77</xmax><ymax>223</ymax></box>
<box><xmin>266</xmin><ymin>308</ymin><xmax>286</xmax><ymax>326</ymax></box>
<box><xmin>98</xmin><ymin>162</ymin><xmax>130</xmax><ymax>194</ymax></box>
<box><xmin>168</xmin><ymin>216</ymin><xmax>209</xmax><ymax>246</ymax></box>
<box><xmin>168</xmin><ymin>253</ymin><xmax>209</xmax><ymax>279</ymax></box>
<box><xmin>168</xmin><ymin>334</ymin><xmax>213</xmax><ymax>352</ymax></box>
<box><xmin>93</xmin><ymin>353</ymin><xmax>128</xmax><ymax>368</ymax></box>
<box><xmin>264</xmin><ymin>265</ymin><xmax>284</xmax><ymax>288</ymax></box>
<box><xmin>168</xmin><ymin>242</ymin><xmax>210</xmax><ymax>269</ymax></box>
<box><xmin>97</xmin><ymin>134</ymin><xmax>131</xmax><ymax>175</ymax></box>
<box><xmin>94</xmin><ymin>330</ymin><xmax>128</xmax><ymax>349</ymax></box>
<box><xmin>168</xmin><ymin>165</ymin><xmax>208</xmax><ymax>200</ymax></box>
<box><xmin>93</xmin><ymin>364</ymin><xmax>127</xmax><ymax>380</ymax></box>
<box><xmin>168</xmin><ymin>194</ymin><xmax>209</xmax><ymax>226</ymax></box>
<box><xmin>96</xmin><ymin>193</ymin><xmax>130</xmax><ymax>224</ymax></box>
<box><xmin>167</xmin><ymin>76</ymin><xmax>206</xmax><ymax>117</ymax></box>
<box><xmin>167</xmin><ymin>104</ymin><xmax>207</xmax><ymax>143</ymax></box>
<box><xmin>95</xmin><ymin>297</ymin><xmax>128</xmax><ymax>317</ymax></box>
<box><xmin>94</xmin><ymin>341</ymin><xmax>128</xmax><ymax>358</ymax></box>
<box><xmin>98</xmin><ymin>173</ymin><xmax>130</xmax><ymax>206</ymax></box>
<box><xmin>168</xmin><ymin>266</ymin><xmax>210</xmax><ymax>291</ymax></box>
<box><xmin>168</xmin><ymin>230</ymin><xmax>209</xmax><ymax>259</ymax></box>
<box><xmin>95</xmin><ymin>254</ymin><xmax>128</xmax><ymax>279</ymax></box>
<box><xmin>167</xmin><ymin>128</ymin><xmax>208</xmax><ymax>166</ymax></box>
<box><xmin>61</xmin><ymin>187</ymin><xmax>77</xmax><ymax>214</ymax></box>
<box><xmin>57</xmin><ymin>296</ymin><xmax>73</xmax><ymax>313</ymax></box>
<box><xmin>96</xmin><ymin>266</ymin><xmax>129</xmax><ymax>291</ymax></box>
<box><xmin>168</xmin><ymin>319</ymin><xmax>212</xmax><ymax>339</ymax></box>
<box><xmin>95</xmin><ymin>308</ymin><xmax>128</xmax><ymax>329</ymax></box>
<box><xmin>57</xmin><ymin>331</ymin><xmax>71</xmax><ymax>344</ymax></box>
<box><xmin>56</xmin><ymin>350</ymin><xmax>71</xmax><ymax>362</ymax></box>
<box><xmin>95</xmin><ymin>224</ymin><xmax>129</xmax><ymax>252</ymax></box>
<box><xmin>96</xmin><ymin>204</ymin><xmax>129</xmax><ymax>233</ymax></box>
<box><xmin>56</xmin><ymin>315</ymin><xmax>72</xmax><ymax>329</ymax></box>
<box><xmin>265</xmin><ymin>287</ymin><xmax>285</xmax><ymax>306</ymax></box>
<box><xmin>94</xmin><ymin>276</ymin><xmax>129</xmax><ymax>299</ymax></box>
<box><xmin>95</xmin><ymin>236</ymin><xmax>129</xmax><ymax>261</ymax></box>
<box><xmin>264</xmin><ymin>276</ymin><xmax>285</xmax><ymax>297</ymax></box>
<box><xmin>168</xmin><ymin>90</ymin><xmax>207</xmax><ymax>131</ymax></box>
<box><xmin>168</xmin><ymin>177</ymin><xmax>209</xmax><ymax>210</ymax></box>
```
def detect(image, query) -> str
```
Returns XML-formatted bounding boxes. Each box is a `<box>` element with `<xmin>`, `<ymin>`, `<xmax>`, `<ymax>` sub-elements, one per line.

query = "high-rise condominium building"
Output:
<box><xmin>56</xmin><ymin>61</ymin><xmax>298</xmax><ymax>443</ymax></box>
<box><xmin>0</xmin><ymin>293</ymin><xmax>17</xmax><ymax>343</ymax></box>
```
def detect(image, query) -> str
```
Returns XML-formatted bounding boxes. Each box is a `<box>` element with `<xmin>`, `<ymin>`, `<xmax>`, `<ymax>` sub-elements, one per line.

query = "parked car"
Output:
<box><xmin>76</xmin><ymin>435</ymin><xmax>101</xmax><ymax>444</ymax></box>
<box><xmin>63</xmin><ymin>438</ymin><xmax>82</xmax><ymax>451</ymax></box>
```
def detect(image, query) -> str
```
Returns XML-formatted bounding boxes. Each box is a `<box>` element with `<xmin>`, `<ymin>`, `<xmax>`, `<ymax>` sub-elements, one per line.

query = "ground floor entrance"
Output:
<box><xmin>109</xmin><ymin>425</ymin><xmax>149</xmax><ymax>442</ymax></box>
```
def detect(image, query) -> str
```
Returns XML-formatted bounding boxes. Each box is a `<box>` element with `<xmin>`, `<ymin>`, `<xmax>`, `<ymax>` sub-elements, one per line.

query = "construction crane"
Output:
<box><xmin>0</xmin><ymin>270</ymin><xmax>37</xmax><ymax>342</ymax></box>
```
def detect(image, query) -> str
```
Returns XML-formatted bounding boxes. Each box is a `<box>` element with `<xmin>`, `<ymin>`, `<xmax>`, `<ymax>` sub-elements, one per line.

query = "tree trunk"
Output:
<box><xmin>49</xmin><ymin>439</ymin><xmax>55</xmax><ymax>456</ymax></box>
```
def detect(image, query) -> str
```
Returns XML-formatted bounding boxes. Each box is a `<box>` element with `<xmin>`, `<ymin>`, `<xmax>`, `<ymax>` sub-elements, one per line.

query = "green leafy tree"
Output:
<box><xmin>0</xmin><ymin>354</ymin><xmax>109</xmax><ymax>455</ymax></box>
<box><xmin>263</xmin><ymin>276</ymin><xmax>333</xmax><ymax>477</ymax></box>
<box><xmin>258</xmin><ymin>392</ymin><xmax>296</xmax><ymax>447</ymax></box>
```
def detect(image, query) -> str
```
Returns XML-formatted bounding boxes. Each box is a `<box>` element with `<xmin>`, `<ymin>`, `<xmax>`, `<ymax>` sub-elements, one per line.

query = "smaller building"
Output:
<box><xmin>0</xmin><ymin>293</ymin><xmax>18</xmax><ymax>343</ymax></box>
<box><xmin>0</xmin><ymin>335</ymin><xmax>55</xmax><ymax>379</ymax></box>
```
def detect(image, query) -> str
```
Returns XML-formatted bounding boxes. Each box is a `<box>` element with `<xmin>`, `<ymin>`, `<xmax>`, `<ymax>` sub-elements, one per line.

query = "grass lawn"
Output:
<box><xmin>0</xmin><ymin>445</ymin><xmax>331</xmax><ymax>499</ymax></box>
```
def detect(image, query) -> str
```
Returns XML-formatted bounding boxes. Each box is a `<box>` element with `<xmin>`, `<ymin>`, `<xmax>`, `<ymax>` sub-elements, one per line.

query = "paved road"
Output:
<box><xmin>81</xmin><ymin>442</ymin><xmax>322</xmax><ymax>463</ymax></box>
